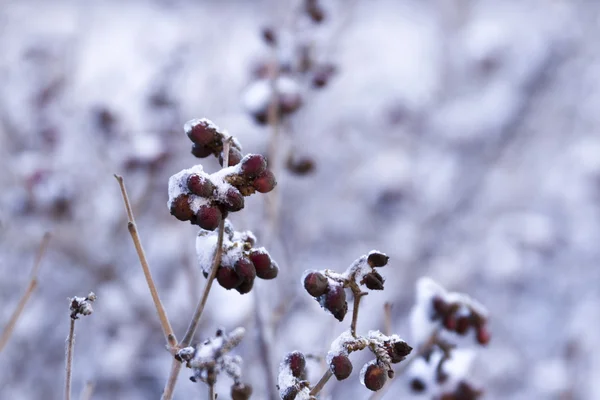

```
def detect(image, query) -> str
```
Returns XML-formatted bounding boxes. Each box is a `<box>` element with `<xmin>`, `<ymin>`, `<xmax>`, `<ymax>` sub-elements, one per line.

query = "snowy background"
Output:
<box><xmin>1</xmin><ymin>0</ymin><xmax>599</xmax><ymax>399</ymax></box>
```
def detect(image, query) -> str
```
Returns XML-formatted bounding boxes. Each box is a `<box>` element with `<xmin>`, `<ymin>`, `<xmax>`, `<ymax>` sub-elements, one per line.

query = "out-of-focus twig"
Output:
<box><xmin>65</xmin><ymin>318</ymin><xmax>76</xmax><ymax>400</ymax></box>
<box><xmin>79</xmin><ymin>381</ymin><xmax>94</xmax><ymax>400</ymax></box>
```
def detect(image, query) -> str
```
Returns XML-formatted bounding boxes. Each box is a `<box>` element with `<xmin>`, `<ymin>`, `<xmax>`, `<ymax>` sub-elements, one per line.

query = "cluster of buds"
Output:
<box><xmin>176</xmin><ymin>328</ymin><xmax>252</xmax><ymax>400</ymax></box>
<box><xmin>328</xmin><ymin>330</ymin><xmax>412</xmax><ymax>392</ymax></box>
<box><xmin>69</xmin><ymin>292</ymin><xmax>96</xmax><ymax>320</ymax></box>
<box><xmin>302</xmin><ymin>251</ymin><xmax>389</xmax><ymax>321</ymax></box>
<box><xmin>277</xmin><ymin>351</ymin><xmax>313</xmax><ymax>400</ymax></box>
<box><xmin>168</xmin><ymin>119</ymin><xmax>276</xmax><ymax>230</ymax></box>
<box><xmin>197</xmin><ymin>221</ymin><xmax>279</xmax><ymax>294</ymax></box>
<box><xmin>408</xmin><ymin>278</ymin><xmax>490</xmax><ymax>398</ymax></box>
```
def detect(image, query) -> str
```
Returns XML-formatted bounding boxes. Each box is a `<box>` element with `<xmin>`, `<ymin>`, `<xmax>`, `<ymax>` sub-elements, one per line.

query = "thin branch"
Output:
<box><xmin>114</xmin><ymin>174</ymin><xmax>177</xmax><ymax>350</ymax></box>
<box><xmin>309</xmin><ymin>369</ymin><xmax>333</xmax><ymax>397</ymax></box>
<box><xmin>161</xmin><ymin>138</ymin><xmax>232</xmax><ymax>400</ymax></box>
<box><xmin>79</xmin><ymin>381</ymin><xmax>94</xmax><ymax>400</ymax></box>
<box><xmin>0</xmin><ymin>232</ymin><xmax>51</xmax><ymax>353</ymax></box>
<box><xmin>350</xmin><ymin>289</ymin><xmax>367</xmax><ymax>338</ymax></box>
<box><xmin>208</xmin><ymin>383</ymin><xmax>215</xmax><ymax>400</ymax></box>
<box><xmin>383</xmin><ymin>302</ymin><xmax>393</xmax><ymax>336</ymax></box>
<box><xmin>65</xmin><ymin>319</ymin><xmax>76</xmax><ymax>400</ymax></box>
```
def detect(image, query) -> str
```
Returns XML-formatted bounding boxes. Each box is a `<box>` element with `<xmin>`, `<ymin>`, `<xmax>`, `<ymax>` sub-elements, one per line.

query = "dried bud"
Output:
<box><xmin>362</xmin><ymin>362</ymin><xmax>387</xmax><ymax>391</ymax></box>
<box><xmin>303</xmin><ymin>271</ymin><xmax>328</xmax><ymax>297</ymax></box>
<box><xmin>367</xmin><ymin>251</ymin><xmax>389</xmax><ymax>267</ymax></box>
<box><xmin>216</xmin><ymin>266</ymin><xmax>242</xmax><ymax>290</ymax></box>
<box><xmin>330</xmin><ymin>354</ymin><xmax>353</xmax><ymax>380</ymax></box>
<box><xmin>476</xmin><ymin>326</ymin><xmax>491</xmax><ymax>345</ymax></box>
<box><xmin>252</xmin><ymin>170</ymin><xmax>277</xmax><ymax>193</ymax></box>
<box><xmin>240</xmin><ymin>154</ymin><xmax>267</xmax><ymax>178</ymax></box>
<box><xmin>411</xmin><ymin>378</ymin><xmax>427</xmax><ymax>392</ymax></box>
<box><xmin>170</xmin><ymin>194</ymin><xmax>194</xmax><ymax>221</ymax></box>
<box><xmin>286</xmin><ymin>351</ymin><xmax>306</xmax><ymax>378</ymax></box>
<box><xmin>388</xmin><ymin>340</ymin><xmax>412</xmax><ymax>363</ymax></box>
<box><xmin>231</xmin><ymin>383</ymin><xmax>253</xmax><ymax>400</ymax></box>
<box><xmin>187</xmin><ymin>174</ymin><xmax>214</xmax><ymax>197</ymax></box>
<box><xmin>261</xmin><ymin>27</ymin><xmax>277</xmax><ymax>46</ymax></box>
<box><xmin>362</xmin><ymin>270</ymin><xmax>385</xmax><ymax>290</ymax></box>
<box><xmin>194</xmin><ymin>205</ymin><xmax>222</xmax><ymax>231</ymax></box>
<box><xmin>324</xmin><ymin>283</ymin><xmax>347</xmax><ymax>321</ymax></box>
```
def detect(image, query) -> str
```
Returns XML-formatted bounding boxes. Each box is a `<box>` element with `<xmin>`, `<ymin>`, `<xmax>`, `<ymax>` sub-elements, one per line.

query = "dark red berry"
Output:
<box><xmin>432</xmin><ymin>296</ymin><xmax>449</xmax><ymax>316</ymax></box>
<box><xmin>249</xmin><ymin>249</ymin><xmax>274</xmax><ymax>279</ymax></box>
<box><xmin>367</xmin><ymin>251</ymin><xmax>389</xmax><ymax>267</ymax></box>
<box><xmin>187</xmin><ymin>120</ymin><xmax>218</xmax><ymax>145</ymax></box>
<box><xmin>330</xmin><ymin>354</ymin><xmax>353</xmax><ymax>380</ymax></box>
<box><xmin>240</xmin><ymin>154</ymin><xmax>267</xmax><ymax>178</ymax></box>
<box><xmin>443</xmin><ymin>314</ymin><xmax>457</xmax><ymax>331</ymax></box>
<box><xmin>388</xmin><ymin>340</ymin><xmax>412</xmax><ymax>363</ymax></box>
<box><xmin>455</xmin><ymin>316</ymin><xmax>470</xmax><ymax>335</ymax></box>
<box><xmin>191</xmin><ymin>143</ymin><xmax>212</xmax><ymax>158</ymax></box>
<box><xmin>252</xmin><ymin>170</ymin><xmax>277</xmax><ymax>193</ymax></box>
<box><xmin>362</xmin><ymin>270</ymin><xmax>385</xmax><ymax>290</ymax></box>
<box><xmin>220</xmin><ymin>187</ymin><xmax>245</xmax><ymax>212</ymax></box>
<box><xmin>216</xmin><ymin>266</ymin><xmax>242</xmax><ymax>290</ymax></box>
<box><xmin>235</xmin><ymin>257</ymin><xmax>256</xmax><ymax>281</ymax></box>
<box><xmin>280</xmin><ymin>386</ymin><xmax>298</xmax><ymax>400</ymax></box>
<box><xmin>170</xmin><ymin>194</ymin><xmax>194</xmax><ymax>221</ymax></box>
<box><xmin>194</xmin><ymin>205</ymin><xmax>222</xmax><ymax>231</ymax></box>
<box><xmin>231</xmin><ymin>383</ymin><xmax>253</xmax><ymax>400</ymax></box>
<box><xmin>235</xmin><ymin>276</ymin><xmax>255</xmax><ymax>294</ymax></box>
<box><xmin>303</xmin><ymin>271</ymin><xmax>328</xmax><ymax>297</ymax></box>
<box><xmin>219</xmin><ymin>146</ymin><xmax>243</xmax><ymax>167</ymax></box>
<box><xmin>259</xmin><ymin>262</ymin><xmax>279</xmax><ymax>280</ymax></box>
<box><xmin>324</xmin><ymin>283</ymin><xmax>347</xmax><ymax>321</ymax></box>
<box><xmin>286</xmin><ymin>351</ymin><xmax>306</xmax><ymax>378</ymax></box>
<box><xmin>476</xmin><ymin>326</ymin><xmax>491</xmax><ymax>345</ymax></box>
<box><xmin>187</xmin><ymin>174</ymin><xmax>214</xmax><ymax>197</ymax></box>
<box><xmin>363</xmin><ymin>363</ymin><xmax>386</xmax><ymax>391</ymax></box>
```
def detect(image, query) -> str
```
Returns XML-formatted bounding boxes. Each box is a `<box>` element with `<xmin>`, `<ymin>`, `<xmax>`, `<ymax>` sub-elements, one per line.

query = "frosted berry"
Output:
<box><xmin>303</xmin><ymin>271</ymin><xmax>328</xmax><ymax>297</ymax></box>
<box><xmin>216</xmin><ymin>266</ymin><xmax>242</xmax><ymax>290</ymax></box>
<box><xmin>286</xmin><ymin>351</ymin><xmax>306</xmax><ymax>378</ymax></box>
<box><xmin>240</xmin><ymin>154</ymin><xmax>267</xmax><ymax>178</ymax></box>
<box><xmin>476</xmin><ymin>326</ymin><xmax>491</xmax><ymax>345</ymax></box>
<box><xmin>235</xmin><ymin>276</ymin><xmax>255</xmax><ymax>294</ymax></box>
<box><xmin>258</xmin><ymin>262</ymin><xmax>279</xmax><ymax>280</ymax></box>
<box><xmin>252</xmin><ymin>170</ymin><xmax>277</xmax><ymax>193</ymax></box>
<box><xmin>363</xmin><ymin>363</ymin><xmax>386</xmax><ymax>391</ymax></box>
<box><xmin>367</xmin><ymin>251</ymin><xmax>389</xmax><ymax>267</ymax></box>
<box><xmin>249</xmin><ymin>250</ymin><xmax>274</xmax><ymax>279</ymax></box>
<box><xmin>231</xmin><ymin>383</ymin><xmax>253</xmax><ymax>400</ymax></box>
<box><xmin>191</xmin><ymin>143</ymin><xmax>212</xmax><ymax>158</ymax></box>
<box><xmin>235</xmin><ymin>258</ymin><xmax>256</xmax><ymax>281</ymax></box>
<box><xmin>170</xmin><ymin>194</ymin><xmax>194</xmax><ymax>221</ymax></box>
<box><xmin>187</xmin><ymin>120</ymin><xmax>218</xmax><ymax>145</ymax></box>
<box><xmin>330</xmin><ymin>354</ymin><xmax>353</xmax><ymax>380</ymax></box>
<box><xmin>187</xmin><ymin>174</ymin><xmax>214</xmax><ymax>198</ymax></box>
<box><xmin>221</xmin><ymin>187</ymin><xmax>245</xmax><ymax>212</ymax></box>
<box><xmin>194</xmin><ymin>205</ymin><xmax>222</xmax><ymax>231</ymax></box>
<box><xmin>281</xmin><ymin>387</ymin><xmax>298</xmax><ymax>400</ymax></box>
<box><xmin>362</xmin><ymin>270</ymin><xmax>385</xmax><ymax>290</ymax></box>
<box><xmin>324</xmin><ymin>283</ymin><xmax>347</xmax><ymax>321</ymax></box>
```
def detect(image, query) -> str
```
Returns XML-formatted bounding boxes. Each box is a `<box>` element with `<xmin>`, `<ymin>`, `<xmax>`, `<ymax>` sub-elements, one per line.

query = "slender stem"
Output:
<box><xmin>309</xmin><ymin>369</ymin><xmax>333</xmax><ymax>397</ymax></box>
<box><xmin>253</xmin><ymin>290</ymin><xmax>278</xmax><ymax>400</ymax></box>
<box><xmin>161</xmin><ymin>138</ymin><xmax>232</xmax><ymax>400</ymax></box>
<box><xmin>0</xmin><ymin>232</ymin><xmax>50</xmax><ymax>354</ymax></box>
<box><xmin>65</xmin><ymin>319</ymin><xmax>76</xmax><ymax>400</ymax></box>
<box><xmin>383</xmin><ymin>302</ymin><xmax>393</xmax><ymax>336</ymax></box>
<box><xmin>208</xmin><ymin>383</ymin><xmax>215</xmax><ymax>400</ymax></box>
<box><xmin>114</xmin><ymin>175</ymin><xmax>177</xmax><ymax>350</ymax></box>
<box><xmin>350</xmin><ymin>287</ymin><xmax>367</xmax><ymax>338</ymax></box>
<box><xmin>79</xmin><ymin>381</ymin><xmax>94</xmax><ymax>400</ymax></box>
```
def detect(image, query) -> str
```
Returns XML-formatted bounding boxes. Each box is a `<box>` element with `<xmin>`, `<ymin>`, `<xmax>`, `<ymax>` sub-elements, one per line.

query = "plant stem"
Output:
<box><xmin>253</xmin><ymin>290</ymin><xmax>278</xmax><ymax>400</ymax></box>
<box><xmin>0</xmin><ymin>232</ymin><xmax>50</xmax><ymax>354</ymax></box>
<box><xmin>65</xmin><ymin>319</ymin><xmax>76</xmax><ymax>400</ymax></box>
<box><xmin>160</xmin><ymin>360</ymin><xmax>182</xmax><ymax>400</ymax></box>
<box><xmin>383</xmin><ymin>302</ymin><xmax>393</xmax><ymax>336</ymax></box>
<box><xmin>114</xmin><ymin>174</ymin><xmax>177</xmax><ymax>350</ymax></box>
<box><xmin>350</xmin><ymin>286</ymin><xmax>367</xmax><ymax>338</ymax></box>
<box><xmin>208</xmin><ymin>383</ymin><xmax>215</xmax><ymax>400</ymax></box>
<box><xmin>309</xmin><ymin>369</ymin><xmax>333</xmax><ymax>397</ymax></box>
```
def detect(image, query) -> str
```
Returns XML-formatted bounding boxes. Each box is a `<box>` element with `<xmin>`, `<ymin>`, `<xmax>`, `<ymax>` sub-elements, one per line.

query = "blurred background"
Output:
<box><xmin>1</xmin><ymin>0</ymin><xmax>598</xmax><ymax>399</ymax></box>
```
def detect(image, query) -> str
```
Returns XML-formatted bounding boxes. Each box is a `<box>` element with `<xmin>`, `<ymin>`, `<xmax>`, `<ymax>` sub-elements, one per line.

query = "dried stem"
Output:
<box><xmin>161</xmin><ymin>138</ymin><xmax>232</xmax><ymax>400</ymax></box>
<box><xmin>349</xmin><ymin>284</ymin><xmax>367</xmax><ymax>338</ymax></box>
<box><xmin>208</xmin><ymin>383</ymin><xmax>215</xmax><ymax>400</ymax></box>
<box><xmin>0</xmin><ymin>232</ymin><xmax>51</xmax><ymax>353</ymax></box>
<box><xmin>309</xmin><ymin>369</ymin><xmax>333</xmax><ymax>397</ymax></box>
<box><xmin>79</xmin><ymin>381</ymin><xmax>94</xmax><ymax>400</ymax></box>
<box><xmin>65</xmin><ymin>319</ymin><xmax>76</xmax><ymax>400</ymax></box>
<box><xmin>114</xmin><ymin>174</ymin><xmax>177</xmax><ymax>350</ymax></box>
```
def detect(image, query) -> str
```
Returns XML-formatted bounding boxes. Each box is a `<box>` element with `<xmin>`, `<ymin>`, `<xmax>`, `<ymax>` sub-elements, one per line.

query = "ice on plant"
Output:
<box><xmin>196</xmin><ymin>231</ymin><xmax>219</xmax><ymax>275</ymax></box>
<box><xmin>326</xmin><ymin>330</ymin><xmax>354</xmax><ymax>364</ymax></box>
<box><xmin>183</xmin><ymin>118</ymin><xmax>222</xmax><ymax>137</ymax></box>
<box><xmin>359</xmin><ymin>359</ymin><xmax>378</xmax><ymax>387</ymax></box>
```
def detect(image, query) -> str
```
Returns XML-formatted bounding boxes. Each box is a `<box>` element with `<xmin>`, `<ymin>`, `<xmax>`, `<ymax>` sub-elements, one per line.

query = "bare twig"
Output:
<box><xmin>383</xmin><ymin>302</ymin><xmax>393</xmax><ymax>336</ymax></box>
<box><xmin>208</xmin><ymin>383</ymin><xmax>215</xmax><ymax>400</ymax></box>
<box><xmin>349</xmin><ymin>287</ymin><xmax>368</xmax><ymax>338</ymax></box>
<box><xmin>65</xmin><ymin>319</ymin><xmax>76</xmax><ymax>400</ymax></box>
<box><xmin>79</xmin><ymin>381</ymin><xmax>94</xmax><ymax>400</ymax></box>
<box><xmin>309</xmin><ymin>369</ymin><xmax>333</xmax><ymax>397</ymax></box>
<box><xmin>161</xmin><ymin>138</ymin><xmax>232</xmax><ymax>400</ymax></box>
<box><xmin>114</xmin><ymin>174</ymin><xmax>177</xmax><ymax>350</ymax></box>
<box><xmin>0</xmin><ymin>232</ymin><xmax>51</xmax><ymax>353</ymax></box>
<box><xmin>253</xmin><ymin>290</ymin><xmax>278</xmax><ymax>400</ymax></box>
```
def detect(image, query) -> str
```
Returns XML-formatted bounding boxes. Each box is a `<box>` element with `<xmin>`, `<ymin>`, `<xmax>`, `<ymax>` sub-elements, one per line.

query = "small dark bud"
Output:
<box><xmin>194</xmin><ymin>205</ymin><xmax>222</xmax><ymax>231</ymax></box>
<box><xmin>240</xmin><ymin>154</ymin><xmax>267</xmax><ymax>178</ymax></box>
<box><xmin>216</xmin><ymin>266</ymin><xmax>242</xmax><ymax>290</ymax></box>
<box><xmin>286</xmin><ymin>155</ymin><xmax>315</xmax><ymax>175</ymax></box>
<box><xmin>253</xmin><ymin>170</ymin><xmax>277</xmax><ymax>193</ymax></box>
<box><xmin>231</xmin><ymin>383</ymin><xmax>253</xmax><ymax>400</ymax></box>
<box><xmin>411</xmin><ymin>378</ymin><xmax>427</xmax><ymax>392</ymax></box>
<box><xmin>191</xmin><ymin>143</ymin><xmax>213</xmax><ymax>158</ymax></box>
<box><xmin>187</xmin><ymin>174</ymin><xmax>214</xmax><ymax>197</ymax></box>
<box><xmin>367</xmin><ymin>251</ymin><xmax>389</xmax><ymax>267</ymax></box>
<box><xmin>170</xmin><ymin>194</ymin><xmax>194</xmax><ymax>221</ymax></box>
<box><xmin>261</xmin><ymin>27</ymin><xmax>277</xmax><ymax>46</ymax></box>
<box><xmin>362</xmin><ymin>270</ymin><xmax>385</xmax><ymax>290</ymax></box>
<box><xmin>330</xmin><ymin>354</ymin><xmax>353</xmax><ymax>380</ymax></box>
<box><xmin>305</xmin><ymin>0</ymin><xmax>325</xmax><ymax>23</ymax></box>
<box><xmin>303</xmin><ymin>271</ymin><xmax>328</xmax><ymax>297</ymax></box>
<box><xmin>311</xmin><ymin>64</ymin><xmax>336</xmax><ymax>88</ymax></box>
<box><xmin>286</xmin><ymin>351</ymin><xmax>306</xmax><ymax>378</ymax></box>
<box><xmin>388</xmin><ymin>340</ymin><xmax>412</xmax><ymax>363</ymax></box>
<box><xmin>363</xmin><ymin>363</ymin><xmax>387</xmax><ymax>391</ymax></box>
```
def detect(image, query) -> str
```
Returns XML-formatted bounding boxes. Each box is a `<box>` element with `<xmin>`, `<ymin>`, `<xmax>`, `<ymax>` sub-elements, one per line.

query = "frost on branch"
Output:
<box><xmin>277</xmin><ymin>351</ymin><xmax>313</xmax><ymax>400</ymax></box>
<box><xmin>196</xmin><ymin>220</ymin><xmax>279</xmax><ymax>294</ymax></box>
<box><xmin>69</xmin><ymin>292</ymin><xmax>96</xmax><ymax>320</ymax></box>
<box><xmin>177</xmin><ymin>327</ymin><xmax>251</xmax><ymax>398</ymax></box>
<box><xmin>302</xmin><ymin>250</ymin><xmax>389</xmax><ymax>321</ymax></box>
<box><xmin>407</xmin><ymin>278</ymin><xmax>489</xmax><ymax>398</ymax></box>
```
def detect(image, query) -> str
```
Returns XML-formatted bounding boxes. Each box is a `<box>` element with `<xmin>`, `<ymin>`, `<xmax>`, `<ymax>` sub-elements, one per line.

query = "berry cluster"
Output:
<box><xmin>430</xmin><ymin>292</ymin><xmax>490</xmax><ymax>346</ymax></box>
<box><xmin>327</xmin><ymin>330</ymin><xmax>412</xmax><ymax>392</ymax></box>
<box><xmin>197</xmin><ymin>221</ymin><xmax>279</xmax><ymax>294</ymax></box>
<box><xmin>185</xmin><ymin>118</ymin><xmax>243</xmax><ymax>166</ymax></box>
<box><xmin>277</xmin><ymin>351</ymin><xmax>312</xmax><ymax>400</ymax></box>
<box><xmin>176</xmin><ymin>327</ymin><xmax>251</xmax><ymax>400</ymax></box>
<box><xmin>302</xmin><ymin>251</ymin><xmax>389</xmax><ymax>321</ymax></box>
<box><xmin>169</xmin><ymin>120</ymin><xmax>276</xmax><ymax>231</ymax></box>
